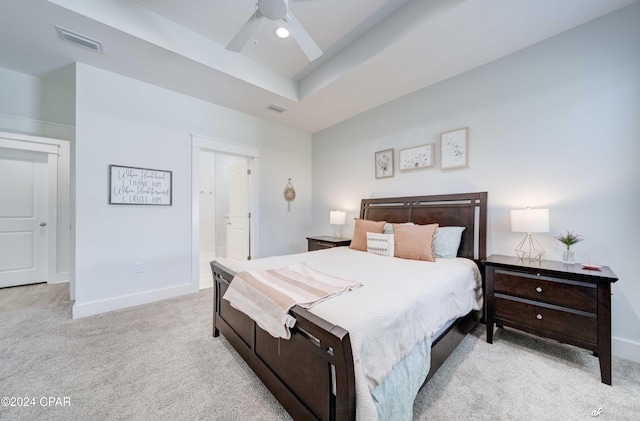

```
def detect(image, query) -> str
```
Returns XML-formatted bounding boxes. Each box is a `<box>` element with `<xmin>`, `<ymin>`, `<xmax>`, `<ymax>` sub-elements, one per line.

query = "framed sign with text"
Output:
<box><xmin>109</xmin><ymin>165</ymin><xmax>172</xmax><ymax>205</ymax></box>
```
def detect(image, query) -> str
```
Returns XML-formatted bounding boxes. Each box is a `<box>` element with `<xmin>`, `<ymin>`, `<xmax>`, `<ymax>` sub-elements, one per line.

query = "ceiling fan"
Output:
<box><xmin>226</xmin><ymin>0</ymin><xmax>322</xmax><ymax>62</ymax></box>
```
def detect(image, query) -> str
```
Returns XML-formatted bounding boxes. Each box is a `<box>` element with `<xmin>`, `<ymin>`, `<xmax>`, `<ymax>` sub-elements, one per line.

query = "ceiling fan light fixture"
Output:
<box><xmin>275</xmin><ymin>26</ymin><xmax>290</xmax><ymax>39</ymax></box>
<box><xmin>226</xmin><ymin>0</ymin><xmax>322</xmax><ymax>61</ymax></box>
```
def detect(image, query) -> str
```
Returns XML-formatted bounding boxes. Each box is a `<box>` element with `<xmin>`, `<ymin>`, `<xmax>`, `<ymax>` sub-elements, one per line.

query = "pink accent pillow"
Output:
<box><xmin>349</xmin><ymin>219</ymin><xmax>386</xmax><ymax>252</ymax></box>
<box><xmin>393</xmin><ymin>223</ymin><xmax>439</xmax><ymax>261</ymax></box>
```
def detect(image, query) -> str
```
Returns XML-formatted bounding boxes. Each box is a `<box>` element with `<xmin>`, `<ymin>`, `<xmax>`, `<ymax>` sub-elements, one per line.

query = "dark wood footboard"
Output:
<box><xmin>212</xmin><ymin>261</ymin><xmax>356</xmax><ymax>421</ymax></box>
<box><xmin>212</xmin><ymin>260</ymin><xmax>479</xmax><ymax>421</ymax></box>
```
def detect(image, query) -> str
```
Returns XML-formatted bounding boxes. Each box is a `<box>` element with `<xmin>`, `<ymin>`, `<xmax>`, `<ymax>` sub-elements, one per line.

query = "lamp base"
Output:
<box><xmin>515</xmin><ymin>233</ymin><xmax>545</xmax><ymax>261</ymax></box>
<box><xmin>333</xmin><ymin>225</ymin><xmax>344</xmax><ymax>239</ymax></box>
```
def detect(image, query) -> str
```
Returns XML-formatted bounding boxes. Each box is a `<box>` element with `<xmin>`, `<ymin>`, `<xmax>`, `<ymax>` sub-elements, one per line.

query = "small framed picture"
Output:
<box><xmin>374</xmin><ymin>148</ymin><xmax>394</xmax><ymax>178</ymax></box>
<box><xmin>440</xmin><ymin>127</ymin><xmax>469</xmax><ymax>170</ymax></box>
<box><xmin>399</xmin><ymin>144</ymin><xmax>434</xmax><ymax>171</ymax></box>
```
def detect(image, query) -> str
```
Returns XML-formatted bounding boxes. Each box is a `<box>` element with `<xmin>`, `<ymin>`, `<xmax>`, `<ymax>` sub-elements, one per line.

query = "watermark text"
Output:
<box><xmin>1</xmin><ymin>396</ymin><xmax>71</xmax><ymax>407</ymax></box>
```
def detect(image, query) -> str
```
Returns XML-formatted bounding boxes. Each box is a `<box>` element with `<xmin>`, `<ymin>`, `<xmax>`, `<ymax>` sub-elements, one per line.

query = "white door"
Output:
<box><xmin>0</xmin><ymin>147</ymin><xmax>48</xmax><ymax>288</ymax></box>
<box><xmin>226</xmin><ymin>160</ymin><xmax>249</xmax><ymax>261</ymax></box>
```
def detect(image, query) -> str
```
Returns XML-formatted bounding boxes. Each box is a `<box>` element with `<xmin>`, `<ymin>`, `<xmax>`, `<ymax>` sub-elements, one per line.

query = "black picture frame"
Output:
<box><xmin>109</xmin><ymin>164</ymin><xmax>172</xmax><ymax>205</ymax></box>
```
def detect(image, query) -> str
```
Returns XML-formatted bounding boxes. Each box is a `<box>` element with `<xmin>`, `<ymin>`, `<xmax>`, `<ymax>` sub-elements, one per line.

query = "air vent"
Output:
<box><xmin>267</xmin><ymin>103</ymin><xmax>287</xmax><ymax>113</ymax></box>
<box><xmin>55</xmin><ymin>26</ymin><xmax>103</xmax><ymax>53</ymax></box>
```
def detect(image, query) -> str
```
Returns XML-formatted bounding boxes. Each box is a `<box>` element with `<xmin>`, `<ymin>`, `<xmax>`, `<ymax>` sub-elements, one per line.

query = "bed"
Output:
<box><xmin>211</xmin><ymin>192</ymin><xmax>487</xmax><ymax>420</ymax></box>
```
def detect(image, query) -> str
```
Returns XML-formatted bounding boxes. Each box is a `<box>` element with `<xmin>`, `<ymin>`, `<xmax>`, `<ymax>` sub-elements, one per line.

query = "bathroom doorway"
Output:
<box><xmin>191</xmin><ymin>135</ymin><xmax>259</xmax><ymax>291</ymax></box>
<box><xmin>198</xmin><ymin>150</ymin><xmax>252</xmax><ymax>289</ymax></box>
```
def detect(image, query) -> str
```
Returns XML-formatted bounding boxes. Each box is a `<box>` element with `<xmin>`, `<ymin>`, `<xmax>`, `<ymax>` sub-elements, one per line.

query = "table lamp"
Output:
<box><xmin>330</xmin><ymin>210</ymin><xmax>346</xmax><ymax>238</ymax></box>
<box><xmin>510</xmin><ymin>208</ymin><xmax>549</xmax><ymax>260</ymax></box>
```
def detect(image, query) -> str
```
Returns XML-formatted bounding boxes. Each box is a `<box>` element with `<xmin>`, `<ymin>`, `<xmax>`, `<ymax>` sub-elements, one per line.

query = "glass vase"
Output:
<box><xmin>562</xmin><ymin>248</ymin><xmax>575</xmax><ymax>264</ymax></box>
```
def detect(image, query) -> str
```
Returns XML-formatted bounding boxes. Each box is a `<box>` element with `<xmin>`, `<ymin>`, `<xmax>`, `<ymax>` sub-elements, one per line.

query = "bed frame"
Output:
<box><xmin>211</xmin><ymin>192</ymin><xmax>487</xmax><ymax>420</ymax></box>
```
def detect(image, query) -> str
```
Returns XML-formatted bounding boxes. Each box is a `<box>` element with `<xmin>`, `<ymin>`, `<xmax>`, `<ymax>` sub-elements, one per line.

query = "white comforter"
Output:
<box><xmin>226</xmin><ymin>247</ymin><xmax>483</xmax><ymax>420</ymax></box>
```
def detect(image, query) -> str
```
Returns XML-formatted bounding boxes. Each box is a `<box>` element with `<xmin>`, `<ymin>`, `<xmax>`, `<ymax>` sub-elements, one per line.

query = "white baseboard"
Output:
<box><xmin>612</xmin><ymin>336</ymin><xmax>640</xmax><ymax>363</ymax></box>
<box><xmin>72</xmin><ymin>283</ymin><xmax>197</xmax><ymax>319</ymax></box>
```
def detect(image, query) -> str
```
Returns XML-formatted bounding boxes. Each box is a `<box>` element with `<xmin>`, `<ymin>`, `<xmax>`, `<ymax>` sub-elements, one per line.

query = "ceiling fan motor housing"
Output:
<box><xmin>258</xmin><ymin>0</ymin><xmax>288</xmax><ymax>21</ymax></box>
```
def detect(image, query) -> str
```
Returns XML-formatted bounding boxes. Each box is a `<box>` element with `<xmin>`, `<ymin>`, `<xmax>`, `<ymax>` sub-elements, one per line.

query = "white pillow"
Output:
<box><xmin>366</xmin><ymin>232</ymin><xmax>395</xmax><ymax>257</ymax></box>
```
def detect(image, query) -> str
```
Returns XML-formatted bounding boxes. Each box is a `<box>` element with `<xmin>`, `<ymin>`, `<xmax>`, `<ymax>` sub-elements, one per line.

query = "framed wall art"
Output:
<box><xmin>374</xmin><ymin>148</ymin><xmax>394</xmax><ymax>178</ymax></box>
<box><xmin>109</xmin><ymin>165</ymin><xmax>172</xmax><ymax>205</ymax></box>
<box><xmin>399</xmin><ymin>143</ymin><xmax>434</xmax><ymax>171</ymax></box>
<box><xmin>440</xmin><ymin>127</ymin><xmax>469</xmax><ymax>170</ymax></box>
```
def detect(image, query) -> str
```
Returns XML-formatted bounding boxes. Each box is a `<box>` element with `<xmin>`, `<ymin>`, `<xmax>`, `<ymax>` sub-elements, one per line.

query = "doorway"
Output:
<box><xmin>192</xmin><ymin>134</ymin><xmax>260</xmax><ymax>291</ymax></box>
<box><xmin>198</xmin><ymin>151</ymin><xmax>251</xmax><ymax>289</ymax></box>
<box><xmin>0</xmin><ymin>147</ymin><xmax>49</xmax><ymax>288</ymax></box>
<box><xmin>0</xmin><ymin>131</ymin><xmax>70</xmax><ymax>293</ymax></box>
<box><xmin>0</xmin><ymin>131</ymin><xmax>69</xmax><ymax>290</ymax></box>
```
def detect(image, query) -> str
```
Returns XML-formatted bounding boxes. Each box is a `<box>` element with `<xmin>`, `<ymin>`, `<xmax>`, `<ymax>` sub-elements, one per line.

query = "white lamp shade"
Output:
<box><xmin>330</xmin><ymin>210</ymin><xmax>346</xmax><ymax>225</ymax></box>
<box><xmin>510</xmin><ymin>209</ymin><xmax>549</xmax><ymax>233</ymax></box>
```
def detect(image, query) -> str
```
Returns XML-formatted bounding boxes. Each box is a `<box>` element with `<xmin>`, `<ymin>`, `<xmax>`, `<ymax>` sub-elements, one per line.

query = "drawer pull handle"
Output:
<box><xmin>536</xmin><ymin>314</ymin><xmax>543</xmax><ymax>320</ymax></box>
<box><xmin>536</xmin><ymin>287</ymin><xmax>542</xmax><ymax>293</ymax></box>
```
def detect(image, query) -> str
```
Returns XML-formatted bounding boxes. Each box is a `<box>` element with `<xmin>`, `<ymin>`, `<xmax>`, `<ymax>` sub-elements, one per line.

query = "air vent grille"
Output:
<box><xmin>267</xmin><ymin>103</ymin><xmax>287</xmax><ymax>113</ymax></box>
<box><xmin>55</xmin><ymin>26</ymin><xmax>103</xmax><ymax>53</ymax></box>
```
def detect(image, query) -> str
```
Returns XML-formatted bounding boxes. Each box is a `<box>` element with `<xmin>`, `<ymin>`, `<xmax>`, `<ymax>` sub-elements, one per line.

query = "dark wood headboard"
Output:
<box><xmin>359</xmin><ymin>192</ymin><xmax>488</xmax><ymax>261</ymax></box>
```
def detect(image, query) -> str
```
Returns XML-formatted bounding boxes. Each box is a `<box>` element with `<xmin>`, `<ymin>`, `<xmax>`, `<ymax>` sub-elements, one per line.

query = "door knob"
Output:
<box><xmin>40</xmin><ymin>222</ymin><xmax>47</xmax><ymax>227</ymax></box>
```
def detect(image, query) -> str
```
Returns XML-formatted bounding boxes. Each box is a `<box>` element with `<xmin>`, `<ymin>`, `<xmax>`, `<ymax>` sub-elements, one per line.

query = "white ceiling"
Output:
<box><xmin>0</xmin><ymin>0</ymin><xmax>637</xmax><ymax>134</ymax></box>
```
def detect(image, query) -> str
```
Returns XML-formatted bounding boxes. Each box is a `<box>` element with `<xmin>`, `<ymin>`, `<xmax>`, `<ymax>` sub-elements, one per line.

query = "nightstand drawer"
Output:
<box><xmin>495</xmin><ymin>296</ymin><xmax>597</xmax><ymax>344</ymax></box>
<box><xmin>309</xmin><ymin>241</ymin><xmax>334</xmax><ymax>251</ymax></box>
<box><xmin>306</xmin><ymin>236</ymin><xmax>351</xmax><ymax>252</ymax></box>
<box><xmin>494</xmin><ymin>270</ymin><xmax>597</xmax><ymax>313</ymax></box>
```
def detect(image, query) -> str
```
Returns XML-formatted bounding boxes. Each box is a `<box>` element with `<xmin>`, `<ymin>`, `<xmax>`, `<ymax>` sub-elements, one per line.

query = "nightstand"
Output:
<box><xmin>484</xmin><ymin>254</ymin><xmax>618</xmax><ymax>385</ymax></box>
<box><xmin>306</xmin><ymin>236</ymin><xmax>351</xmax><ymax>251</ymax></box>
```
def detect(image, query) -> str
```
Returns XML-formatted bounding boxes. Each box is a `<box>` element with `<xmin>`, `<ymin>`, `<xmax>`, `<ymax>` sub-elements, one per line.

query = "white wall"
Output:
<box><xmin>0</xmin><ymin>67</ymin><xmax>75</xmax><ymax>140</ymax></box>
<box><xmin>73</xmin><ymin>63</ymin><xmax>312</xmax><ymax>317</ymax></box>
<box><xmin>0</xmin><ymin>67</ymin><xmax>74</xmax><ymax>283</ymax></box>
<box><xmin>312</xmin><ymin>4</ymin><xmax>640</xmax><ymax>361</ymax></box>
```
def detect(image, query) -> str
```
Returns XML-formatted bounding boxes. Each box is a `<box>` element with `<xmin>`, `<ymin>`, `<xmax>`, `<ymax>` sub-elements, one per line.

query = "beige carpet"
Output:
<box><xmin>1</xmin><ymin>283</ymin><xmax>639</xmax><ymax>420</ymax></box>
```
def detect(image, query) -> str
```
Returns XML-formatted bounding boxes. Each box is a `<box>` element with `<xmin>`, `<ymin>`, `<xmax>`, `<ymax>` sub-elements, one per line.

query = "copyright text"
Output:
<box><xmin>1</xmin><ymin>396</ymin><xmax>71</xmax><ymax>407</ymax></box>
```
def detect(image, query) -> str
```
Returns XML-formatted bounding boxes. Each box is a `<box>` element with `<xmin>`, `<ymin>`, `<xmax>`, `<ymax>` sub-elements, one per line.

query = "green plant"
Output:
<box><xmin>554</xmin><ymin>230</ymin><xmax>584</xmax><ymax>250</ymax></box>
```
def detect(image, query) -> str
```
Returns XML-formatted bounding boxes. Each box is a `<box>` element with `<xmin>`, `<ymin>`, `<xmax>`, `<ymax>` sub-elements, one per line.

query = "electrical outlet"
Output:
<box><xmin>134</xmin><ymin>262</ymin><xmax>143</xmax><ymax>274</ymax></box>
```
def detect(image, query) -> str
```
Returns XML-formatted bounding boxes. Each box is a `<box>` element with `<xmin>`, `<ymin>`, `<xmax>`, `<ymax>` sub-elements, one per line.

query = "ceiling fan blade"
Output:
<box><xmin>226</xmin><ymin>10</ymin><xmax>265</xmax><ymax>52</ymax></box>
<box><xmin>284</xmin><ymin>11</ymin><xmax>322</xmax><ymax>61</ymax></box>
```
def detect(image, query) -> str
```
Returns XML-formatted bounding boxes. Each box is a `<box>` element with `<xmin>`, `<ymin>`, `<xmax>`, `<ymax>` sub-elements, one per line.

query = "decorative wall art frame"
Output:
<box><xmin>399</xmin><ymin>143</ymin><xmax>434</xmax><ymax>171</ymax></box>
<box><xmin>109</xmin><ymin>164</ymin><xmax>172</xmax><ymax>205</ymax></box>
<box><xmin>374</xmin><ymin>148</ymin><xmax>394</xmax><ymax>178</ymax></box>
<box><xmin>440</xmin><ymin>127</ymin><xmax>469</xmax><ymax>170</ymax></box>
